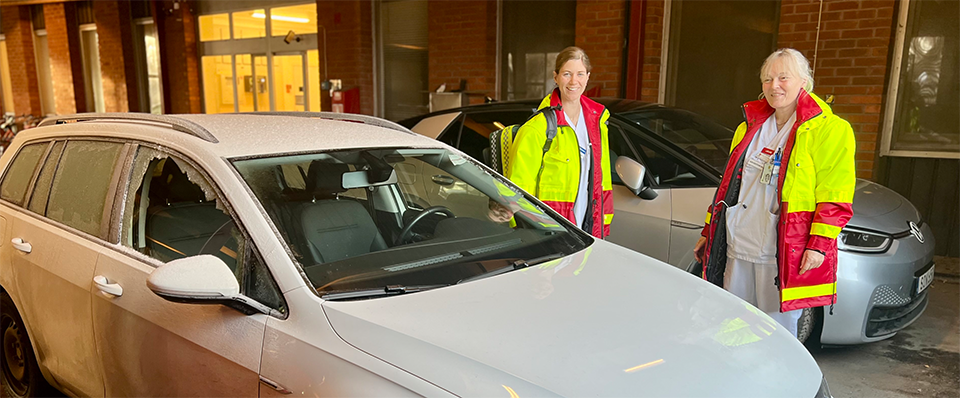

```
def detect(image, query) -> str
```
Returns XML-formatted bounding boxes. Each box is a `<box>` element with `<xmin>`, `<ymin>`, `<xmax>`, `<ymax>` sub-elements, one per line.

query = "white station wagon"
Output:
<box><xmin>0</xmin><ymin>113</ymin><xmax>830</xmax><ymax>397</ymax></box>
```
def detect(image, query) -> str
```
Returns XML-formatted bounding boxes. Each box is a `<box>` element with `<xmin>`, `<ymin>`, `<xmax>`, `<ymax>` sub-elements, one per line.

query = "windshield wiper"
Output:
<box><xmin>321</xmin><ymin>284</ymin><xmax>449</xmax><ymax>301</ymax></box>
<box><xmin>456</xmin><ymin>253</ymin><xmax>565</xmax><ymax>285</ymax></box>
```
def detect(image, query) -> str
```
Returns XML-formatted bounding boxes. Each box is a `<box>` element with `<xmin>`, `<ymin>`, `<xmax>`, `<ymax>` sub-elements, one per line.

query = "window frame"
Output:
<box><xmin>113</xmin><ymin>142</ymin><xmax>287</xmax><ymax>316</ymax></box>
<box><xmin>41</xmin><ymin>139</ymin><xmax>131</xmax><ymax>240</ymax></box>
<box><xmin>0</xmin><ymin>138</ymin><xmax>132</xmax><ymax>244</ymax></box>
<box><xmin>611</xmin><ymin>119</ymin><xmax>719</xmax><ymax>189</ymax></box>
<box><xmin>880</xmin><ymin>0</ymin><xmax>960</xmax><ymax>160</ymax></box>
<box><xmin>0</xmin><ymin>141</ymin><xmax>50</xmax><ymax>206</ymax></box>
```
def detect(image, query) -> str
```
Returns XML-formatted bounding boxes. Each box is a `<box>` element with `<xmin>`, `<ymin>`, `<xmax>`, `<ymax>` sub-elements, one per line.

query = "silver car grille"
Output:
<box><xmin>870</xmin><ymin>284</ymin><xmax>913</xmax><ymax>307</ymax></box>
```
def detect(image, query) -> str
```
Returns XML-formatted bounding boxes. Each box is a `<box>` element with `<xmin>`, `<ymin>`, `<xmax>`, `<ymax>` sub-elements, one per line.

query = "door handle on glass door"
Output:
<box><xmin>93</xmin><ymin>275</ymin><xmax>123</xmax><ymax>297</ymax></box>
<box><xmin>11</xmin><ymin>238</ymin><xmax>32</xmax><ymax>253</ymax></box>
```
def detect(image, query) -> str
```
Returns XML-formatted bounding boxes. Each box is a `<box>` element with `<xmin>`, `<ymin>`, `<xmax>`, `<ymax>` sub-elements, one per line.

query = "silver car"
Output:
<box><xmin>0</xmin><ymin>113</ymin><xmax>829</xmax><ymax>397</ymax></box>
<box><xmin>403</xmin><ymin>98</ymin><xmax>936</xmax><ymax>345</ymax></box>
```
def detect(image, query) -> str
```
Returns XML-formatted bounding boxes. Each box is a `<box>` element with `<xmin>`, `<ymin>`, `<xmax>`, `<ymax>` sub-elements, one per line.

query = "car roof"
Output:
<box><xmin>28</xmin><ymin>113</ymin><xmax>443</xmax><ymax>158</ymax></box>
<box><xmin>397</xmin><ymin>97</ymin><xmax>668</xmax><ymax>127</ymax></box>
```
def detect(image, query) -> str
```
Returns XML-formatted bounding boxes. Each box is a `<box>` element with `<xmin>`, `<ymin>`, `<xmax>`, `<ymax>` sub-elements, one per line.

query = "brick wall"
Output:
<box><xmin>95</xmin><ymin>1</ymin><xmax>139</xmax><ymax>113</ymax></box>
<box><xmin>44</xmin><ymin>2</ymin><xmax>86</xmax><ymax>114</ymax></box>
<box><xmin>1</xmin><ymin>6</ymin><xmax>41</xmax><ymax>116</ymax></box>
<box><xmin>156</xmin><ymin>0</ymin><xmax>201</xmax><ymax>114</ymax></box>
<box><xmin>427</xmin><ymin>1</ymin><xmax>497</xmax><ymax>104</ymax></box>
<box><xmin>318</xmin><ymin>0</ymin><xmax>374</xmax><ymax>115</ymax></box>
<box><xmin>640</xmin><ymin>0</ymin><xmax>664</xmax><ymax>103</ymax></box>
<box><xmin>778</xmin><ymin>0</ymin><xmax>896</xmax><ymax>179</ymax></box>
<box><xmin>575</xmin><ymin>0</ymin><xmax>626</xmax><ymax>98</ymax></box>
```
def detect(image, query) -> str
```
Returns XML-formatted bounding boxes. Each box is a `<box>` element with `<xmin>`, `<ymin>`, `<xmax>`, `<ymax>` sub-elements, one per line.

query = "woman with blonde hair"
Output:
<box><xmin>693</xmin><ymin>48</ymin><xmax>856</xmax><ymax>337</ymax></box>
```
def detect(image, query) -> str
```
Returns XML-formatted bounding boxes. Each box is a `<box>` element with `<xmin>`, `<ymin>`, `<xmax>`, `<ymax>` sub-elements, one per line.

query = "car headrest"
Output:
<box><xmin>306</xmin><ymin>161</ymin><xmax>350</xmax><ymax>197</ymax></box>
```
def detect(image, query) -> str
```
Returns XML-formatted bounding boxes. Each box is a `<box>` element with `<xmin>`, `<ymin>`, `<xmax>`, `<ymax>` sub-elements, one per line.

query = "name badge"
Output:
<box><xmin>747</xmin><ymin>147</ymin><xmax>775</xmax><ymax>171</ymax></box>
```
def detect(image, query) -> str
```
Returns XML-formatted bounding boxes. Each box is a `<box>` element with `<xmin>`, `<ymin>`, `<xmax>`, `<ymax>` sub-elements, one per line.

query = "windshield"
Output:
<box><xmin>233</xmin><ymin>148</ymin><xmax>590</xmax><ymax>297</ymax></box>
<box><xmin>619</xmin><ymin>108</ymin><xmax>733</xmax><ymax>173</ymax></box>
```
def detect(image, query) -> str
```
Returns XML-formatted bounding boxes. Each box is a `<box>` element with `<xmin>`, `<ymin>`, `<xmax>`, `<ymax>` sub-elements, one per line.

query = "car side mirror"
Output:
<box><xmin>615</xmin><ymin>156</ymin><xmax>658</xmax><ymax>200</ymax></box>
<box><xmin>147</xmin><ymin>255</ymin><xmax>264</xmax><ymax>315</ymax></box>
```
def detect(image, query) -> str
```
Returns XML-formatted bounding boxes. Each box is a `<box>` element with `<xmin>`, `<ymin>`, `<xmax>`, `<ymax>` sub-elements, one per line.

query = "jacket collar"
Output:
<box><xmin>538</xmin><ymin>88</ymin><xmax>605</xmax><ymax>127</ymax></box>
<box><xmin>741</xmin><ymin>89</ymin><xmax>830</xmax><ymax>130</ymax></box>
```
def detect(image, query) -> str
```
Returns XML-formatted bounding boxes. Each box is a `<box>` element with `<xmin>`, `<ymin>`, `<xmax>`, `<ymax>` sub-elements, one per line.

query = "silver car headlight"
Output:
<box><xmin>837</xmin><ymin>227</ymin><xmax>891</xmax><ymax>254</ymax></box>
<box><xmin>814</xmin><ymin>376</ymin><xmax>833</xmax><ymax>398</ymax></box>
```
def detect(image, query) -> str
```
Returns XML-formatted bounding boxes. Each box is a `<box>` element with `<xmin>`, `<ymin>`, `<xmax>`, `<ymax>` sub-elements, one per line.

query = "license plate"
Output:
<box><xmin>916</xmin><ymin>265</ymin><xmax>935</xmax><ymax>295</ymax></box>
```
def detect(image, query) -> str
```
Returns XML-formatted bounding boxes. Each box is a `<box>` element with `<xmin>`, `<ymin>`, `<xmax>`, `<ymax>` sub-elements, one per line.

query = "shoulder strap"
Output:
<box><xmin>542</xmin><ymin>108</ymin><xmax>558</xmax><ymax>153</ymax></box>
<box><xmin>524</xmin><ymin>105</ymin><xmax>561</xmax><ymax>153</ymax></box>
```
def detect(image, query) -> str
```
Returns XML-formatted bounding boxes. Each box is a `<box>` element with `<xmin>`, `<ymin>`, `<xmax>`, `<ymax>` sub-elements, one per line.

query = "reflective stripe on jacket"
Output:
<box><xmin>506</xmin><ymin>88</ymin><xmax>614</xmax><ymax>238</ymax></box>
<box><xmin>700</xmin><ymin>90</ymin><xmax>856</xmax><ymax>312</ymax></box>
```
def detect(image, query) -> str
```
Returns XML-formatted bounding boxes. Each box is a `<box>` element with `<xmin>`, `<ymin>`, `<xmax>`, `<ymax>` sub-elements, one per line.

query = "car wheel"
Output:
<box><xmin>1</xmin><ymin>293</ymin><xmax>49</xmax><ymax>398</ymax></box>
<box><xmin>796</xmin><ymin>307</ymin><xmax>822</xmax><ymax>347</ymax></box>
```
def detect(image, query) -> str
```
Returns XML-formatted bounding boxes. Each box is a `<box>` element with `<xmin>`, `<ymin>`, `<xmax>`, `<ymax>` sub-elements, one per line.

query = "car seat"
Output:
<box><xmin>299</xmin><ymin>161</ymin><xmax>388</xmax><ymax>264</ymax></box>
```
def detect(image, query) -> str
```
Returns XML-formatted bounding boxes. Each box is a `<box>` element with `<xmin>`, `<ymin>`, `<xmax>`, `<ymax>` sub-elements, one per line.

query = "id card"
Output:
<box><xmin>759</xmin><ymin>161</ymin><xmax>774</xmax><ymax>185</ymax></box>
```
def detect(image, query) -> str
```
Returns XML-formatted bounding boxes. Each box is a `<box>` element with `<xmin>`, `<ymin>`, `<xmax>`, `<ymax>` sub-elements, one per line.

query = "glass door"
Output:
<box><xmin>201</xmin><ymin>51</ymin><xmax>318</xmax><ymax>112</ymax></box>
<box><xmin>272</xmin><ymin>53</ymin><xmax>306</xmax><ymax>112</ymax></box>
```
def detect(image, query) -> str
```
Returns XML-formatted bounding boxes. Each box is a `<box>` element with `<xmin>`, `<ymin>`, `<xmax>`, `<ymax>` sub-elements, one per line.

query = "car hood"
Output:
<box><xmin>848</xmin><ymin>179</ymin><xmax>920</xmax><ymax>233</ymax></box>
<box><xmin>322</xmin><ymin>241</ymin><xmax>821</xmax><ymax>397</ymax></box>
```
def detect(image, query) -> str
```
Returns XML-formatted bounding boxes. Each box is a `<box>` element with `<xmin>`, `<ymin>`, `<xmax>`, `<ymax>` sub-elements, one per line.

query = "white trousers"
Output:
<box><xmin>724</xmin><ymin>256</ymin><xmax>802</xmax><ymax>337</ymax></box>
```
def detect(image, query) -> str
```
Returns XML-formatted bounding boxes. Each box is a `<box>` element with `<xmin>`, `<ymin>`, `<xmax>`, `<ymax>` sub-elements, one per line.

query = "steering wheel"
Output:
<box><xmin>395</xmin><ymin>206</ymin><xmax>455</xmax><ymax>245</ymax></box>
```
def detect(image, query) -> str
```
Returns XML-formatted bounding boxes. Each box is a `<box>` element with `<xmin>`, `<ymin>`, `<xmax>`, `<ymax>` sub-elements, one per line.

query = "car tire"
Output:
<box><xmin>796</xmin><ymin>306</ymin><xmax>823</xmax><ymax>348</ymax></box>
<box><xmin>1</xmin><ymin>292</ymin><xmax>50</xmax><ymax>398</ymax></box>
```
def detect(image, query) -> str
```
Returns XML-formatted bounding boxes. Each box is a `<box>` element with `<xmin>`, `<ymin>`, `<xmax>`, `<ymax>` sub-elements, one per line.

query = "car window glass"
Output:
<box><xmin>623</xmin><ymin>110</ymin><xmax>732</xmax><ymax>172</ymax></box>
<box><xmin>605</xmin><ymin>125</ymin><xmax>631</xmax><ymax>186</ymax></box>
<box><xmin>46</xmin><ymin>141</ymin><xmax>123</xmax><ymax>237</ymax></box>
<box><xmin>437</xmin><ymin>116</ymin><xmax>462</xmax><ymax>148</ymax></box>
<box><xmin>457</xmin><ymin>111</ymin><xmax>533</xmax><ymax>165</ymax></box>
<box><xmin>241</xmin><ymin>245</ymin><xmax>285</xmax><ymax>313</ymax></box>
<box><xmin>234</xmin><ymin>148</ymin><xmax>588</xmax><ymax>296</ymax></box>
<box><xmin>0</xmin><ymin>143</ymin><xmax>47</xmax><ymax>206</ymax></box>
<box><xmin>614</xmin><ymin>121</ymin><xmax>713</xmax><ymax>188</ymax></box>
<box><xmin>395</xmin><ymin>157</ymin><xmax>490</xmax><ymax>221</ymax></box>
<box><xmin>28</xmin><ymin>141</ymin><xmax>64</xmax><ymax>215</ymax></box>
<box><xmin>122</xmin><ymin>147</ymin><xmax>285</xmax><ymax>311</ymax></box>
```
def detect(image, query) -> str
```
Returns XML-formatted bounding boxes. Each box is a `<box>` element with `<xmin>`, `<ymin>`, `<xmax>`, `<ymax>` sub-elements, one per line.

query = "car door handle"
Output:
<box><xmin>670</xmin><ymin>220</ymin><xmax>703</xmax><ymax>230</ymax></box>
<box><xmin>431</xmin><ymin>174</ymin><xmax>455</xmax><ymax>186</ymax></box>
<box><xmin>11</xmin><ymin>238</ymin><xmax>32</xmax><ymax>253</ymax></box>
<box><xmin>93</xmin><ymin>275</ymin><xmax>123</xmax><ymax>297</ymax></box>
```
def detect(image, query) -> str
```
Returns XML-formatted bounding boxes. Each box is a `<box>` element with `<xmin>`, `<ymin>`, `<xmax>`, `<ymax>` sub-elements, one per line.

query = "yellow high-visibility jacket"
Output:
<box><xmin>701</xmin><ymin>90</ymin><xmax>856</xmax><ymax>312</ymax></box>
<box><xmin>506</xmin><ymin>89</ymin><xmax>614</xmax><ymax>238</ymax></box>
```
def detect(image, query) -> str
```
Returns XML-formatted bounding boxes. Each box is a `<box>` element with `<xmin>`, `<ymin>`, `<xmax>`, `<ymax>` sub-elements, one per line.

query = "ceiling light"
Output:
<box><xmin>251</xmin><ymin>12</ymin><xmax>309</xmax><ymax>23</ymax></box>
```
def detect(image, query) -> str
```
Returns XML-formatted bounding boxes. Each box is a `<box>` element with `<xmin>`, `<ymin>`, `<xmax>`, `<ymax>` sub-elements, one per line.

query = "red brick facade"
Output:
<box><xmin>155</xmin><ymin>0</ymin><xmax>201</xmax><ymax>114</ymax></box>
<box><xmin>778</xmin><ymin>0</ymin><xmax>895</xmax><ymax>179</ymax></box>
<box><xmin>44</xmin><ymin>2</ymin><xmax>86</xmax><ymax>114</ymax></box>
<box><xmin>94</xmin><ymin>1</ymin><xmax>139</xmax><ymax>113</ymax></box>
<box><xmin>575</xmin><ymin>0</ymin><xmax>626</xmax><ymax>98</ymax></box>
<box><xmin>427</xmin><ymin>1</ymin><xmax>497</xmax><ymax>104</ymax></box>
<box><xmin>0</xmin><ymin>0</ymin><xmax>900</xmax><ymax>180</ymax></box>
<box><xmin>1</xmin><ymin>5</ymin><xmax>41</xmax><ymax>116</ymax></box>
<box><xmin>318</xmin><ymin>1</ymin><xmax>374</xmax><ymax>115</ymax></box>
<box><xmin>639</xmin><ymin>0</ymin><xmax>664</xmax><ymax>103</ymax></box>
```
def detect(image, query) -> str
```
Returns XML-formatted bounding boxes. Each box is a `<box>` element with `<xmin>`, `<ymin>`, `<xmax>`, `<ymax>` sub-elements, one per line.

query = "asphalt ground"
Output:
<box><xmin>812</xmin><ymin>275</ymin><xmax>960</xmax><ymax>398</ymax></box>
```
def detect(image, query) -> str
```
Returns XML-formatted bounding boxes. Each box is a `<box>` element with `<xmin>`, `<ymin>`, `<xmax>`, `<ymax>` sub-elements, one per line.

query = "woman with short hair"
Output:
<box><xmin>693</xmin><ymin>48</ymin><xmax>857</xmax><ymax>337</ymax></box>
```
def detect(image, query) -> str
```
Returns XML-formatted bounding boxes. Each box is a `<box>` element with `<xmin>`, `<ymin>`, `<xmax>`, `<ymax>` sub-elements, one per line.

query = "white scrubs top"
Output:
<box><xmin>566</xmin><ymin>110</ymin><xmax>591</xmax><ymax>229</ymax></box>
<box><xmin>725</xmin><ymin>111</ymin><xmax>795</xmax><ymax>264</ymax></box>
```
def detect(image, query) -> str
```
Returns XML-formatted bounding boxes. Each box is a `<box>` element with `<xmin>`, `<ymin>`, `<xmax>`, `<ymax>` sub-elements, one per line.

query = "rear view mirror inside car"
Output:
<box><xmin>342</xmin><ymin>169</ymin><xmax>398</xmax><ymax>189</ymax></box>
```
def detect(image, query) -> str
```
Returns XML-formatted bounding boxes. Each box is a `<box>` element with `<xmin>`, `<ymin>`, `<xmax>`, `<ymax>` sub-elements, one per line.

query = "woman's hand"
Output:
<box><xmin>693</xmin><ymin>236</ymin><xmax>707</xmax><ymax>264</ymax></box>
<box><xmin>799</xmin><ymin>249</ymin><xmax>825</xmax><ymax>275</ymax></box>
